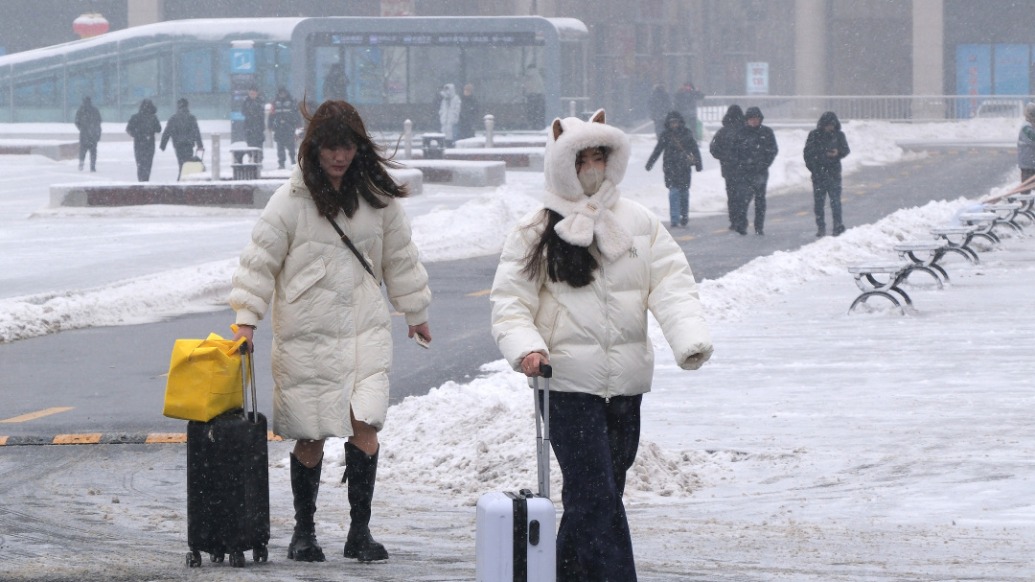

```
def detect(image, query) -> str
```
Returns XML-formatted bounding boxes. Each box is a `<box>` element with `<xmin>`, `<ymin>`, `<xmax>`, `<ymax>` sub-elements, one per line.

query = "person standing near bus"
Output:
<box><xmin>438</xmin><ymin>83</ymin><xmax>461</xmax><ymax>143</ymax></box>
<box><xmin>242</xmin><ymin>86</ymin><xmax>266</xmax><ymax>163</ymax></box>
<box><xmin>269</xmin><ymin>86</ymin><xmax>301</xmax><ymax>169</ymax></box>
<box><xmin>75</xmin><ymin>96</ymin><xmax>102</xmax><ymax>172</ymax></box>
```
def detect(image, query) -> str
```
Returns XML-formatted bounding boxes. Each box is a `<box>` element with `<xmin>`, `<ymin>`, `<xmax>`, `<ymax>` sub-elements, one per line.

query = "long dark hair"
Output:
<box><xmin>521</xmin><ymin>210</ymin><xmax>598</xmax><ymax>288</ymax></box>
<box><xmin>298</xmin><ymin>100</ymin><xmax>407</xmax><ymax>219</ymax></box>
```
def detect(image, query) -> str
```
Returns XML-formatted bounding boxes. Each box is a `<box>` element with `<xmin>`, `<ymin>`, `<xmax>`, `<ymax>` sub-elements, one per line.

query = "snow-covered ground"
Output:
<box><xmin>2</xmin><ymin>117</ymin><xmax>1033</xmax><ymax>579</ymax></box>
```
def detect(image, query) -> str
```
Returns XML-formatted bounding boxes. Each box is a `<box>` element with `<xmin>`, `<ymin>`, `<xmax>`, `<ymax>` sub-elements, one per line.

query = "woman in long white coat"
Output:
<box><xmin>230</xmin><ymin>100</ymin><xmax>432</xmax><ymax>564</ymax></box>
<box><xmin>490</xmin><ymin>110</ymin><xmax>712</xmax><ymax>581</ymax></box>
<box><xmin>438</xmin><ymin>83</ymin><xmax>461</xmax><ymax>142</ymax></box>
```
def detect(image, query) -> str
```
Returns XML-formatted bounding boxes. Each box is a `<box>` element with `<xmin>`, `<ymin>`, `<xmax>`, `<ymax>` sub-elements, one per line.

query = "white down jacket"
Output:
<box><xmin>491</xmin><ymin>200</ymin><xmax>712</xmax><ymax>398</ymax></box>
<box><xmin>491</xmin><ymin>111</ymin><xmax>712</xmax><ymax>398</ymax></box>
<box><xmin>230</xmin><ymin>168</ymin><xmax>431</xmax><ymax>440</ymax></box>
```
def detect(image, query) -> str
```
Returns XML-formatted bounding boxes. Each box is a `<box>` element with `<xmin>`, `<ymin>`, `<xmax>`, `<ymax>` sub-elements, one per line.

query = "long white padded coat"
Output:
<box><xmin>490</xmin><ymin>112</ymin><xmax>712</xmax><ymax>398</ymax></box>
<box><xmin>230</xmin><ymin>168</ymin><xmax>431</xmax><ymax>440</ymax></box>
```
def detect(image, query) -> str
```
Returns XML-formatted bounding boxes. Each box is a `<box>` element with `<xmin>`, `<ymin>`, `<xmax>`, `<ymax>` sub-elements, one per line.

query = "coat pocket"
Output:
<box><xmin>284</xmin><ymin>257</ymin><xmax>327</xmax><ymax>303</ymax></box>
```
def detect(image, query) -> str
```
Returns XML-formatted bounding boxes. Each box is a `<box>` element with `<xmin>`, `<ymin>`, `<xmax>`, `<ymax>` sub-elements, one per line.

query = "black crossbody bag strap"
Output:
<box><xmin>327</xmin><ymin>217</ymin><xmax>377</xmax><ymax>281</ymax></box>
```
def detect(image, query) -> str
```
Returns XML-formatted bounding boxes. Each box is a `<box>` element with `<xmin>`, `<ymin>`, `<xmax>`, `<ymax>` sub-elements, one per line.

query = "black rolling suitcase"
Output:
<box><xmin>185</xmin><ymin>347</ymin><xmax>270</xmax><ymax>568</ymax></box>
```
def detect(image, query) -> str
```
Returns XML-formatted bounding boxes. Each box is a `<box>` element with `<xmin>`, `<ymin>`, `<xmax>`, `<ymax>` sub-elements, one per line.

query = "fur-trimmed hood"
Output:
<box><xmin>544</xmin><ymin>109</ymin><xmax>631</xmax><ymax>201</ymax></box>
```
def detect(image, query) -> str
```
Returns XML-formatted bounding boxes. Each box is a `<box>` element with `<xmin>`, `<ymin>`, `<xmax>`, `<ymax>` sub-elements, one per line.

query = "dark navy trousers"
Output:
<box><xmin>543</xmin><ymin>391</ymin><xmax>642</xmax><ymax>582</ymax></box>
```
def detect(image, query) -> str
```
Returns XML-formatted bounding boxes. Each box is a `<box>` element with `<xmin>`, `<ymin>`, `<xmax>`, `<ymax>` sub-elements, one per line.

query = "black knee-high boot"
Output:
<box><xmin>342</xmin><ymin>442</ymin><xmax>389</xmax><ymax>562</ymax></box>
<box><xmin>288</xmin><ymin>454</ymin><xmax>326</xmax><ymax>562</ymax></box>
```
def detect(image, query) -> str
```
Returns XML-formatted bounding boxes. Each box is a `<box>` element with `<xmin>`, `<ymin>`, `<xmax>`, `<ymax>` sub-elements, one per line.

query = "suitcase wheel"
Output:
<box><xmin>253</xmin><ymin>544</ymin><xmax>268</xmax><ymax>563</ymax></box>
<box><xmin>186</xmin><ymin>550</ymin><xmax>202</xmax><ymax>568</ymax></box>
<box><xmin>229</xmin><ymin>550</ymin><xmax>246</xmax><ymax>568</ymax></box>
<box><xmin>210</xmin><ymin>552</ymin><xmax>224</xmax><ymax>563</ymax></box>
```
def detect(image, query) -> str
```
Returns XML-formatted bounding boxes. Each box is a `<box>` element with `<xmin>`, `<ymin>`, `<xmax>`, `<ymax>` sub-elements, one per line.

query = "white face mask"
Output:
<box><xmin>578</xmin><ymin>166</ymin><xmax>605</xmax><ymax>195</ymax></box>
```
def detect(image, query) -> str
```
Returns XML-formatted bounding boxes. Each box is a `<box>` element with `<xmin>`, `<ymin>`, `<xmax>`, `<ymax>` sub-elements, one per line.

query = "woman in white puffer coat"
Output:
<box><xmin>490</xmin><ymin>110</ymin><xmax>712</xmax><ymax>581</ymax></box>
<box><xmin>230</xmin><ymin>100</ymin><xmax>431</xmax><ymax>565</ymax></box>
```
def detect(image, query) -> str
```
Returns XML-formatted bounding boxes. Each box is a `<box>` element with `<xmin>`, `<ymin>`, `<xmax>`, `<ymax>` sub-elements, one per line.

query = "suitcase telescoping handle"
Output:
<box><xmin>532</xmin><ymin>363</ymin><xmax>553</xmax><ymax>499</ymax></box>
<box><xmin>238</xmin><ymin>342</ymin><xmax>259</xmax><ymax>423</ymax></box>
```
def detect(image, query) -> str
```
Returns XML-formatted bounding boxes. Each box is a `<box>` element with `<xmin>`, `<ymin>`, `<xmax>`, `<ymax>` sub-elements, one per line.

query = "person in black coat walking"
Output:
<box><xmin>709</xmin><ymin>104</ymin><xmax>745</xmax><ymax>230</ymax></box>
<box><xmin>160</xmin><ymin>98</ymin><xmax>204</xmax><ymax>180</ymax></box>
<box><xmin>125</xmin><ymin>99</ymin><xmax>162</xmax><ymax>182</ymax></box>
<box><xmin>803</xmin><ymin>111</ymin><xmax>851</xmax><ymax>237</ymax></box>
<box><xmin>268</xmin><ymin>87</ymin><xmax>301</xmax><ymax>169</ymax></box>
<box><xmin>242</xmin><ymin>86</ymin><xmax>266</xmax><ymax>163</ymax></box>
<box><xmin>731</xmin><ymin>106</ymin><xmax>778</xmax><ymax>235</ymax></box>
<box><xmin>75</xmin><ymin>96</ymin><xmax>102</xmax><ymax>172</ymax></box>
<box><xmin>645</xmin><ymin>110</ymin><xmax>703</xmax><ymax>228</ymax></box>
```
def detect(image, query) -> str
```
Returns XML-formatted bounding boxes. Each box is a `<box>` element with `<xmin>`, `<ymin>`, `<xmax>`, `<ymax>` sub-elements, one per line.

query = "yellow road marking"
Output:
<box><xmin>1</xmin><ymin>407</ymin><xmax>74</xmax><ymax>423</ymax></box>
<box><xmin>146</xmin><ymin>433</ymin><xmax>187</xmax><ymax>444</ymax></box>
<box><xmin>467</xmin><ymin>289</ymin><xmax>491</xmax><ymax>297</ymax></box>
<box><xmin>674</xmin><ymin>234</ymin><xmax>695</xmax><ymax>241</ymax></box>
<box><xmin>53</xmin><ymin>433</ymin><xmax>102</xmax><ymax>445</ymax></box>
<box><xmin>0</xmin><ymin>436</ymin><xmax>7</xmax><ymax>446</ymax></box>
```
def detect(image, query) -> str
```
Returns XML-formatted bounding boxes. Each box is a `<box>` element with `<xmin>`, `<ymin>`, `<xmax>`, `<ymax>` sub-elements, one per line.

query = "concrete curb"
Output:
<box><xmin>0</xmin><ymin>431</ymin><xmax>283</xmax><ymax>446</ymax></box>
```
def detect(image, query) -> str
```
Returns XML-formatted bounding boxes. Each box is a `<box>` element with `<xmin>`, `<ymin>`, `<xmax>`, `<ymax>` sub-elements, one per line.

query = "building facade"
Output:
<box><xmin>2</xmin><ymin>0</ymin><xmax>1034</xmax><ymax>124</ymax></box>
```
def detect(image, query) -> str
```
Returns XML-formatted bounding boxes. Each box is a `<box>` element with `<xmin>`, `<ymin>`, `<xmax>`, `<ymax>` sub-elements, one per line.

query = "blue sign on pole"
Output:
<box><xmin>231</xmin><ymin>48</ymin><xmax>255</xmax><ymax>74</ymax></box>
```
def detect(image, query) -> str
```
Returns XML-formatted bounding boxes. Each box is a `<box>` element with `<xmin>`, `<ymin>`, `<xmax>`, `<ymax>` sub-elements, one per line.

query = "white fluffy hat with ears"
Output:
<box><xmin>544</xmin><ymin>109</ymin><xmax>631</xmax><ymax>201</ymax></box>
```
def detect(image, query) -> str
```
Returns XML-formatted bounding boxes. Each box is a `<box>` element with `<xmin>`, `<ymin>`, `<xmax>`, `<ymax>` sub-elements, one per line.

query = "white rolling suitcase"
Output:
<box><xmin>476</xmin><ymin>365</ymin><xmax>557</xmax><ymax>582</ymax></box>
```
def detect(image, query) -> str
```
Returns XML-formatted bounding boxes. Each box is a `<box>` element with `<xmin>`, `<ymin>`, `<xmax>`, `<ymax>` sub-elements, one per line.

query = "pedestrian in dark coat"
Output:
<box><xmin>648</xmin><ymin>84</ymin><xmax>671</xmax><ymax>137</ymax></box>
<box><xmin>242</xmin><ymin>87</ymin><xmax>266</xmax><ymax>163</ymax></box>
<box><xmin>803</xmin><ymin>111</ymin><xmax>850</xmax><ymax>237</ymax></box>
<box><xmin>75</xmin><ymin>96</ymin><xmax>102</xmax><ymax>172</ymax></box>
<box><xmin>731</xmin><ymin>106</ymin><xmax>778</xmax><ymax>235</ymax></box>
<box><xmin>268</xmin><ymin>87</ymin><xmax>301</xmax><ymax>169</ymax></box>
<box><xmin>457</xmin><ymin>83</ymin><xmax>481</xmax><ymax>140</ymax></box>
<box><xmin>160</xmin><ymin>98</ymin><xmax>204</xmax><ymax>180</ymax></box>
<box><xmin>709</xmin><ymin>104</ymin><xmax>745</xmax><ymax>230</ymax></box>
<box><xmin>125</xmin><ymin>99</ymin><xmax>162</xmax><ymax>182</ymax></box>
<box><xmin>645</xmin><ymin>111</ymin><xmax>703</xmax><ymax>228</ymax></box>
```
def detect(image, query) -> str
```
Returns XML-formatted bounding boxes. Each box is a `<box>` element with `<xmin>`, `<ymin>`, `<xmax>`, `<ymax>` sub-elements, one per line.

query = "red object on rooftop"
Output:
<box><xmin>73</xmin><ymin>13</ymin><xmax>110</xmax><ymax>39</ymax></box>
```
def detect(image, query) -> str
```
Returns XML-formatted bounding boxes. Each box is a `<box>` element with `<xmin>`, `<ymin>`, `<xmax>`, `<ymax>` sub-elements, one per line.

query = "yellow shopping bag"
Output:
<box><xmin>163</xmin><ymin>332</ymin><xmax>248</xmax><ymax>422</ymax></box>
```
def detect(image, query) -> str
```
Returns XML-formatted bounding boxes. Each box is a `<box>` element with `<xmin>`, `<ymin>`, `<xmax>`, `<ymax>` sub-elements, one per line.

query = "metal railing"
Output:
<box><xmin>698</xmin><ymin>95</ymin><xmax>1031</xmax><ymax>124</ymax></box>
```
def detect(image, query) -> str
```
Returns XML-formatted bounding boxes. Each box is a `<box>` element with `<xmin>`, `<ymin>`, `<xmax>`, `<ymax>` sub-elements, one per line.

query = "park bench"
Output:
<box><xmin>928</xmin><ymin>226</ymin><xmax>981</xmax><ymax>263</ymax></box>
<box><xmin>955</xmin><ymin>212</ymin><xmax>1001</xmax><ymax>245</ymax></box>
<box><xmin>892</xmin><ymin>241</ymin><xmax>955</xmax><ymax>283</ymax></box>
<box><xmin>846</xmin><ymin>263</ymin><xmax>919</xmax><ymax>314</ymax></box>
<box><xmin>981</xmin><ymin>202</ymin><xmax>1025</xmax><ymax>233</ymax></box>
<box><xmin>1005</xmin><ymin>193</ymin><xmax>1035</xmax><ymax>224</ymax></box>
